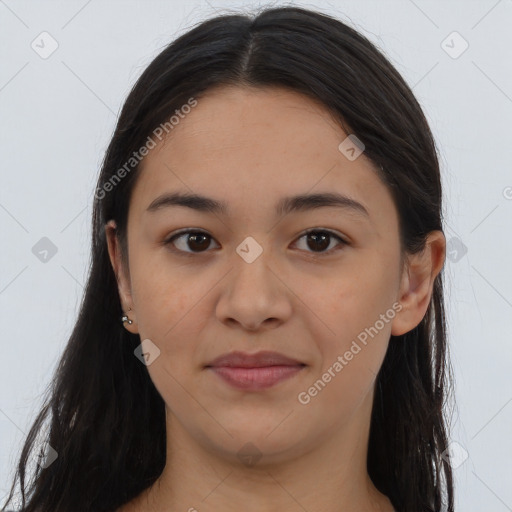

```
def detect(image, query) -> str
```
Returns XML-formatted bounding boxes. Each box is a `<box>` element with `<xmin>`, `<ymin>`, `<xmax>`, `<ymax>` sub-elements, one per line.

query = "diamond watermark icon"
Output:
<box><xmin>34</xmin><ymin>443</ymin><xmax>58</xmax><ymax>469</ymax></box>
<box><xmin>441</xmin><ymin>31</ymin><xmax>469</xmax><ymax>59</ymax></box>
<box><xmin>440</xmin><ymin>441</ymin><xmax>469</xmax><ymax>469</ymax></box>
<box><xmin>446</xmin><ymin>237</ymin><xmax>467</xmax><ymax>263</ymax></box>
<box><xmin>31</xmin><ymin>31</ymin><xmax>59</xmax><ymax>59</ymax></box>
<box><xmin>236</xmin><ymin>236</ymin><xmax>263</xmax><ymax>264</ymax></box>
<box><xmin>32</xmin><ymin>237</ymin><xmax>58</xmax><ymax>263</ymax></box>
<box><xmin>237</xmin><ymin>442</ymin><xmax>263</xmax><ymax>467</ymax></box>
<box><xmin>338</xmin><ymin>134</ymin><xmax>365</xmax><ymax>161</ymax></box>
<box><xmin>134</xmin><ymin>338</ymin><xmax>161</xmax><ymax>366</ymax></box>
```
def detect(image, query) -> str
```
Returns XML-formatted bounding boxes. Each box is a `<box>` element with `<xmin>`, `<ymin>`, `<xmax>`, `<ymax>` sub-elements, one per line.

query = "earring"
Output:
<box><xmin>121</xmin><ymin>314</ymin><xmax>133</xmax><ymax>325</ymax></box>
<box><xmin>121</xmin><ymin>307</ymin><xmax>133</xmax><ymax>325</ymax></box>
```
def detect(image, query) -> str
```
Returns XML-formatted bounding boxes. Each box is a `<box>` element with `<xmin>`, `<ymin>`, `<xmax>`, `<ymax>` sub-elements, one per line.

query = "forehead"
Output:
<box><xmin>129</xmin><ymin>86</ymin><xmax>397</xmax><ymax>229</ymax></box>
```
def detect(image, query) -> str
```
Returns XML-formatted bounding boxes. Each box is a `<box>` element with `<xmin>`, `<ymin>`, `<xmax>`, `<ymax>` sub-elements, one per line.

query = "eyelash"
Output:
<box><xmin>163</xmin><ymin>228</ymin><xmax>349</xmax><ymax>258</ymax></box>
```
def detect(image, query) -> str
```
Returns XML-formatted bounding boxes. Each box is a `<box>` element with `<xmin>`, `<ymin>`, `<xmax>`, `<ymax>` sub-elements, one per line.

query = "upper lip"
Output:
<box><xmin>206</xmin><ymin>351</ymin><xmax>305</xmax><ymax>368</ymax></box>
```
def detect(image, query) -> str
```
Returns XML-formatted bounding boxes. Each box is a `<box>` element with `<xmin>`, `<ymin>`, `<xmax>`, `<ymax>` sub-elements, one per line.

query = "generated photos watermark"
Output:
<box><xmin>297</xmin><ymin>301</ymin><xmax>403</xmax><ymax>405</ymax></box>
<box><xmin>95</xmin><ymin>97</ymin><xmax>198</xmax><ymax>200</ymax></box>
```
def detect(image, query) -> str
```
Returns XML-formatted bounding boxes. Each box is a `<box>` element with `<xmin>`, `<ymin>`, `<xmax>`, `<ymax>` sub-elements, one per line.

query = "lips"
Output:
<box><xmin>205</xmin><ymin>351</ymin><xmax>305</xmax><ymax>390</ymax></box>
<box><xmin>206</xmin><ymin>350</ymin><xmax>304</xmax><ymax>369</ymax></box>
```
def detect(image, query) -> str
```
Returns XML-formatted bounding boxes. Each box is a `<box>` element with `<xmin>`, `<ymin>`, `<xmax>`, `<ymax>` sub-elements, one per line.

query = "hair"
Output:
<box><xmin>2</xmin><ymin>5</ymin><xmax>455</xmax><ymax>512</ymax></box>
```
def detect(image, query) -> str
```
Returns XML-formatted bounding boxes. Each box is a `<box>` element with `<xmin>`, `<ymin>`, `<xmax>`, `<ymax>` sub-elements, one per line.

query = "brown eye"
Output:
<box><xmin>164</xmin><ymin>228</ymin><xmax>347</xmax><ymax>257</ymax></box>
<box><xmin>294</xmin><ymin>229</ymin><xmax>347</xmax><ymax>255</ymax></box>
<box><xmin>165</xmin><ymin>230</ymin><xmax>219</xmax><ymax>254</ymax></box>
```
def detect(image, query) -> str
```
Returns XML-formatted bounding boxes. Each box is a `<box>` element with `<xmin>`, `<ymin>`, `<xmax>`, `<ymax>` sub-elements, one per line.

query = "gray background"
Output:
<box><xmin>1</xmin><ymin>1</ymin><xmax>511</xmax><ymax>510</ymax></box>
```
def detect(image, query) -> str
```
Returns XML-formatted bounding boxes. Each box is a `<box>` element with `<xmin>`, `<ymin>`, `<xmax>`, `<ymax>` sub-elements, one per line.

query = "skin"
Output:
<box><xmin>107</xmin><ymin>85</ymin><xmax>446</xmax><ymax>512</ymax></box>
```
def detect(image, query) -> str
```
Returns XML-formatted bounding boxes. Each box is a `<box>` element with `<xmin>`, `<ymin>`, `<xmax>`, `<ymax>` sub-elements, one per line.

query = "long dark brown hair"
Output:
<box><xmin>2</xmin><ymin>5</ymin><xmax>455</xmax><ymax>512</ymax></box>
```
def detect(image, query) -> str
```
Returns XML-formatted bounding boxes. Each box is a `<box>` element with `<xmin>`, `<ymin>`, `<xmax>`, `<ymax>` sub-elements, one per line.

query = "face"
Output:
<box><xmin>107</xmin><ymin>86</ymin><xmax>433</xmax><ymax>465</ymax></box>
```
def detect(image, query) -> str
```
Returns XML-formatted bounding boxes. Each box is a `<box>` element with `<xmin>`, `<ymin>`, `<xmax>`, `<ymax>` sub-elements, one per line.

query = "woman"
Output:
<box><xmin>2</xmin><ymin>5</ymin><xmax>455</xmax><ymax>512</ymax></box>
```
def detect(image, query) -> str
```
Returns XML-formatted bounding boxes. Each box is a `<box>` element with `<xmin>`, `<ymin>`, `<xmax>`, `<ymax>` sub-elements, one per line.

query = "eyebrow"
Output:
<box><xmin>146</xmin><ymin>191</ymin><xmax>370</xmax><ymax>218</ymax></box>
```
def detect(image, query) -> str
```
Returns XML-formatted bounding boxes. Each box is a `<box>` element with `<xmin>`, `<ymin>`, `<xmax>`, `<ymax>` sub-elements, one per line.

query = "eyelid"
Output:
<box><xmin>297</xmin><ymin>228</ymin><xmax>349</xmax><ymax>245</ymax></box>
<box><xmin>163</xmin><ymin>227</ymin><xmax>349</xmax><ymax>256</ymax></box>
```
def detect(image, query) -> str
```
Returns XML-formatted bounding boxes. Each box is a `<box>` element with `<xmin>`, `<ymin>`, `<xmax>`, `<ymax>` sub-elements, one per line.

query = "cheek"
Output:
<box><xmin>300</xmin><ymin>328</ymin><xmax>389</xmax><ymax>424</ymax></box>
<box><xmin>306</xmin><ymin>257</ymin><xmax>397</xmax><ymax>397</ymax></box>
<box><xmin>129</xmin><ymin>250</ymin><xmax>191</xmax><ymax>327</ymax></box>
<box><xmin>322</xmin><ymin>248</ymin><xmax>400</xmax><ymax>327</ymax></box>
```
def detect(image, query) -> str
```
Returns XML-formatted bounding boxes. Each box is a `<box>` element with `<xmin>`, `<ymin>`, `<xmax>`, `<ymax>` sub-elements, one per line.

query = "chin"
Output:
<box><xmin>203</xmin><ymin>420</ymin><xmax>312</xmax><ymax>465</ymax></box>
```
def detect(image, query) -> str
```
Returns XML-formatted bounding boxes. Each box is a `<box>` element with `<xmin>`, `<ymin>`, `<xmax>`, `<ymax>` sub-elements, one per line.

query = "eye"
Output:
<box><xmin>163</xmin><ymin>228</ymin><xmax>348</xmax><ymax>257</ymax></box>
<box><xmin>293</xmin><ymin>229</ymin><xmax>348</xmax><ymax>256</ymax></box>
<box><xmin>164</xmin><ymin>229</ymin><xmax>219</xmax><ymax>255</ymax></box>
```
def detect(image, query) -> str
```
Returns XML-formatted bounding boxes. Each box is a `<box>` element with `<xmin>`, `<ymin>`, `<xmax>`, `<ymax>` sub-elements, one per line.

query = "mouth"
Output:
<box><xmin>205</xmin><ymin>351</ymin><xmax>306</xmax><ymax>391</ymax></box>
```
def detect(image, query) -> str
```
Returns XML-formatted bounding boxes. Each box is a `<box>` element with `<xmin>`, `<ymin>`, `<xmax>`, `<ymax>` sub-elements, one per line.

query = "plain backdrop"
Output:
<box><xmin>1</xmin><ymin>1</ymin><xmax>511</xmax><ymax>510</ymax></box>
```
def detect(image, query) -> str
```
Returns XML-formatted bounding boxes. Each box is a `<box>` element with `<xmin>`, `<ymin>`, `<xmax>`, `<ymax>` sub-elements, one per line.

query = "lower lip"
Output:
<box><xmin>208</xmin><ymin>365</ymin><xmax>304</xmax><ymax>390</ymax></box>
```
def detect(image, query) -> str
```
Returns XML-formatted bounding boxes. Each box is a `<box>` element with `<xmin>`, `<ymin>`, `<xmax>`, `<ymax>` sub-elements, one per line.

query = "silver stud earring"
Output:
<box><xmin>121</xmin><ymin>307</ymin><xmax>133</xmax><ymax>325</ymax></box>
<box><xmin>121</xmin><ymin>314</ymin><xmax>133</xmax><ymax>325</ymax></box>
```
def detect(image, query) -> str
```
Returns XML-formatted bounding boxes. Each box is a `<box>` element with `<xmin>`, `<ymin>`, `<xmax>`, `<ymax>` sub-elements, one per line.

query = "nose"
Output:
<box><xmin>215</xmin><ymin>247</ymin><xmax>293</xmax><ymax>333</ymax></box>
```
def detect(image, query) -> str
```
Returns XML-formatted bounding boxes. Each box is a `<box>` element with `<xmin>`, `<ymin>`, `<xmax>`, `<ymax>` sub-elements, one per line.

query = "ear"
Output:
<box><xmin>105</xmin><ymin>220</ymin><xmax>139</xmax><ymax>334</ymax></box>
<box><xmin>391</xmin><ymin>230</ymin><xmax>446</xmax><ymax>336</ymax></box>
